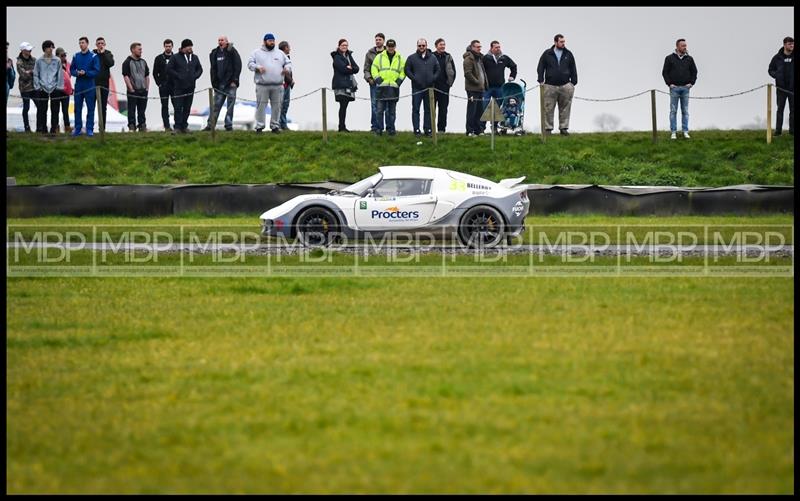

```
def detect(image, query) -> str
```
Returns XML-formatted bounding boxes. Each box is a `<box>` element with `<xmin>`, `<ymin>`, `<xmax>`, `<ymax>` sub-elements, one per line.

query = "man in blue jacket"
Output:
<box><xmin>70</xmin><ymin>36</ymin><xmax>101</xmax><ymax>136</ymax></box>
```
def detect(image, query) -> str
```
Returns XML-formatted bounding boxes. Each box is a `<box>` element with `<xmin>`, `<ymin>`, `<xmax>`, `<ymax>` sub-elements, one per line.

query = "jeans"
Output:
<box><xmin>279</xmin><ymin>85</ymin><xmax>290</xmax><ymax>129</ymax></box>
<box><xmin>35</xmin><ymin>89</ymin><xmax>60</xmax><ymax>133</ymax></box>
<box><xmin>172</xmin><ymin>88</ymin><xmax>194</xmax><ymax>131</ymax></box>
<box><xmin>96</xmin><ymin>85</ymin><xmax>109</xmax><ymax>131</ymax></box>
<box><xmin>209</xmin><ymin>85</ymin><xmax>236</xmax><ymax>129</ymax></box>
<box><xmin>433</xmin><ymin>86</ymin><xmax>450</xmax><ymax>132</ymax></box>
<box><xmin>669</xmin><ymin>85</ymin><xmax>690</xmax><ymax>133</ymax></box>
<box><xmin>411</xmin><ymin>86</ymin><xmax>432</xmax><ymax>133</ymax></box>
<box><xmin>255</xmin><ymin>84</ymin><xmax>283</xmax><ymax>130</ymax></box>
<box><xmin>369</xmin><ymin>82</ymin><xmax>379</xmax><ymax>131</ymax></box>
<box><xmin>127</xmin><ymin>89</ymin><xmax>148</xmax><ymax>130</ymax></box>
<box><xmin>158</xmin><ymin>85</ymin><xmax>174</xmax><ymax>129</ymax></box>
<box><xmin>775</xmin><ymin>88</ymin><xmax>794</xmax><ymax>134</ymax></box>
<box><xmin>59</xmin><ymin>90</ymin><xmax>70</xmax><ymax>129</ymax></box>
<box><xmin>466</xmin><ymin>90</ymin><xmax>484</xmax><ymax>134</ymax></box>
<box><xmin>376</xmin><ymin>88</ymin><xmax>398</xmax><ymax>134</ymax></box>
<box><xmin>480</xmin><ymin>86</ymin><xmax>503</xmax><ymax>130</ymax></box>
<box><xmin>21</xmin><ymin>90</ymin><xmax>36</xmax><ymax>131</ymax></box>
<box><xmin>73</xmin><ymin>85</ymin><xmax>96</xmax><ymax>133</ymax></box>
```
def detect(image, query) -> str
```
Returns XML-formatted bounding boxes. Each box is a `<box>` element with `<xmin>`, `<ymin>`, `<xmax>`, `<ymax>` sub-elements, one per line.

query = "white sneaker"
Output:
<box><xmin>670</xmin><ymin>132</ymin><xmax>677</xmax><ymax>140</ymax></box>
<box><xmin>683</xmin><ymin>132</ymin><xmax>691</xmax><ymax>139</ymax></box>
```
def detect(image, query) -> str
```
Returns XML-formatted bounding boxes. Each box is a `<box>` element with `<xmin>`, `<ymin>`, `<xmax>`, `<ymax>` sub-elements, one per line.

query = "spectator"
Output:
<box><xmin>69</xmin><ymin>36</ymin><xmax>100</xmax><ymax>137</ymax></box>
<box><xmin>537</xmin><ymin>34</ymin><xmax>577</xmax><ymax>136</ymax></box>
<box><xmin>432</xmin><ymin>38</ymin><xmax>455</xmax><ymax>133</ymax></box>
<box><xmin>482</xmin><ymin>40</ymin><xmax>517</xmax><ymax>132</ymax></box>
<box><xmin>56</xmin><ymin>47</ymin><xmax>72</xmax><ymax>133</ymax></box>
<box><xmin>92</xmin><ymin>37</ymin><xmax>114</xmax><ymax>132</ymax></box>
<box><xmin>370</xmin><ymin>39</ymin><xmax>404</xmax><ymax>136</ymax></box>
<box><xmin>768</xmin><ymin>36</ymin><xmax>794</xmax><ymax>136</ymax></box>
<box><xmin>278</xmin><ymin>40</ymin><xmax>293</xmax><ymax>130</ymax></box>
<box><xmin>404</xmin><ymin>38</ymin><xmax>440</xmax><ymax>137</ymax></box>
<box><xmin>6</xmin><ymin>42</ymin><xmax>16</xmax><ymax>105</ymax></box>
<box><xmin>16</xmin><ymin>42</ymin><xmax>37</xmax><ymax>133</ymax></box>
<box><xmin>153</xmin><ymin>39</ymin><xmax>175</xmax><ymax>131</ymax></box>
<box><xmin>331</xmin><ymin>38</ymin><xmax>359</xmax><ymax>133</ymax></box>
<box><xmin>122</xmin><ymin>42</ymin><xmax>150</xmax><ymax>132</ymax></box>
<box><xmin>363</xmin><ymin>32</ymin><xmax>386</xmax><ymax>133</ymax></box>
<box><xmin>167</xmin><ymin>39</ymin><xmax>203</xmax><ymax>134</ymax></box>
<box><xmin>463</xmin><ymin>39</ymin><xmax>487</xmax><ymax>136</ymax></box>
<box><xmin>33</xmin><ymin>40</ymin><xmax>63</xmax><ymax>134</ymax></box>
<box><xmin>662</xmin><ymin>38</ymin><xmax>698</xmax><ymax>140</ymax></box>
<box><xmin>205</xmin><ymin>35</ymin><xmax>242</xmax><ymax>132</ymax></box>
<box><xmin>248</xmin><ymin>33</ymin><xmax>291</xmax><ymax>134</ymax></box>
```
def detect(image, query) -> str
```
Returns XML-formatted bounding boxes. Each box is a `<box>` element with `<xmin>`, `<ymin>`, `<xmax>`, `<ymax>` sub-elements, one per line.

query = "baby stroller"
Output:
<box><xmin>498</xmin><ymin>79</ymin><xmax>526</xmax><ymax>135</ymax></box>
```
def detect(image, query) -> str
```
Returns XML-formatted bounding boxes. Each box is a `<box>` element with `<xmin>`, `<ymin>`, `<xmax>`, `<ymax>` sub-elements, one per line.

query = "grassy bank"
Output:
<box><xmin>6</xmin><ymin>130</ymin><xmax>794</xmax><ymax>186</ymax></box>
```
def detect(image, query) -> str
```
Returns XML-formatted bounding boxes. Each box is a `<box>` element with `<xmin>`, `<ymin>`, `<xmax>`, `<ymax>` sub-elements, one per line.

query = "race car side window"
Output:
<box><xmin>372</xmin><ymin>179</ymin><xmax>432</xmax><ymax>197</ymax></box>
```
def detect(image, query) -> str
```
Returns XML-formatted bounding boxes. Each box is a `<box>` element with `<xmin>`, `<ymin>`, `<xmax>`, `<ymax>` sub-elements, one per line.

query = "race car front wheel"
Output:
<box><xmin>458</xmin><ymin>205</ymin><xmax>506</xmax><ymax>248</ymax></box>
<box><xmin>295</xmin><ymin>207</ymin><xmax>338</xmax><ymax>247</ymax></box>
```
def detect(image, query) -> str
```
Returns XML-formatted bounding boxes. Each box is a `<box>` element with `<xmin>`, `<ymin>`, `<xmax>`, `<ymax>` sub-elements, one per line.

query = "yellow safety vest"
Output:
<box><xmin>371</xmin><ymin>50</ymin><xmax>405</xmax><ymax>87</ymax></box>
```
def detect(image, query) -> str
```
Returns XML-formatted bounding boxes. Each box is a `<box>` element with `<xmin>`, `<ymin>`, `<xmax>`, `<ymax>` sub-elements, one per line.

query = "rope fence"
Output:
<box><xmin>7</xmin><ymin>81</ymin><xmax>792</xmax><ymax>144</ymax></box>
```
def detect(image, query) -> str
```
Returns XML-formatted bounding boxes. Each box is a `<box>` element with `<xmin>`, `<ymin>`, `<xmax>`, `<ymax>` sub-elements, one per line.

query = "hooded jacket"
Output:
<box><xmin>433</xmin><ymin>50</ymin><xmax>456</xmax><ymax>89</ymax></box>
<box><xmin>16</xmin><ymin>53</ymin><xmax>36</xmax><ymax>92</ymax></box>
<box><xmin>331</xmin><ymin>50</ymin><xmax>360</xmax><ymax>90</ymax></box>
<box><xmin>661</xmin><ymin>51</ymin><xmax>697</xmax><ymax>87</ymax></box>
<box><xmin>404</xmin><ymin>48</ymin><xmax>441</xmax><ymax>90</ymax></box>
<box><xmin>247</xmin><ymin>45</ymin><xmax>291</xmax><ymax>86</ymax></box>
<box><xmin>768</xmin><ymin>47</ymin><xmax>794</xmax><ymax>90</ymax></box>
<box><xmin>33</xmin><ymin>55</ymin><xmax>64</xmax><ymax>93</ymax></box>
<box><xmin>92</xmin><ymin>49</ymin><xmax>115</xmax><ymax>86</ymax></box>
<box><xmin>209</xmin><ymin>44</ymin><xmax>242</xmax><ymax>89</ymax></box>
<box><xmin>462</xmin><ymin>46</ymin><xmax>488</xmax><ymax>92</ymax></box>
<box><xmin>363</xmin><ymin>46</ymin><xmax>385</xmax><ymax>83</ymax></box>
<box><xmin>166</xmin><ymin>50</ymin><xmax>203</xmax><ymax>91</ymax></box>
<box><xmin>483</xmin><ymin>51</ymin><xmax>517</xmax><ymax>88</ymax></box>
<box><xmin>537</xmin><ymin>45</ymin><xmax>577</xmax><ymax>86</ymax></box>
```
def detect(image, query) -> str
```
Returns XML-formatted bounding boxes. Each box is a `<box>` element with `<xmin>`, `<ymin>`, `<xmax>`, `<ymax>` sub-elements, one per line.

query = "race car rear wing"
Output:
<box><xmin>498</xmin><ymin>176</ymin><xmax>526</xmax><ymax>189</ymax></box>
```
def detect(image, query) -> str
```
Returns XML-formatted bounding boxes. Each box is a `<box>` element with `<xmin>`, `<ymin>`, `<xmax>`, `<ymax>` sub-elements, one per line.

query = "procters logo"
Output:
<box><xmin>371</xmin><ymin>206</ymin><xmax>420</xmax><ymax>220</ymax></box>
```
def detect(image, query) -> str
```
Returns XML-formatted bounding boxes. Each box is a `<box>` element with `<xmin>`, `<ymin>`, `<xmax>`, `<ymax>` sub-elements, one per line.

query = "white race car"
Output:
<box><xmin>260</xmin><ymin>165</ymin><xmax>530</xmax><ymax>247</ymax></box>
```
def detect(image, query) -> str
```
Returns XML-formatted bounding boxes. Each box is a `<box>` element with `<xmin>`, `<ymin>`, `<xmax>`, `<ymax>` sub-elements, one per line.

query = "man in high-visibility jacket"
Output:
<box><xmin>370</xmin><ymin>39</ymin><xmax>404</xmax><ymax>136</ymax></box>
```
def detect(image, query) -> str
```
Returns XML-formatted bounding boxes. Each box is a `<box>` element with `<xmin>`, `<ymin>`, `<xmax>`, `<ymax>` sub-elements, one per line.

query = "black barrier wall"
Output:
<box><xmin>6</xmin><ymin>183</ymin><xmax>794</xmax><ymax>217</ymax></box>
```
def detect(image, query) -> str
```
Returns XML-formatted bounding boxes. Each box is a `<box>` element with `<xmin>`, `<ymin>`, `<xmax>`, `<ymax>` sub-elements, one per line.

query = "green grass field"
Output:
<box><xmin>6</xmin><ymin>129</ymin><xmax>794</xmax><ymax>186</ymax></box>
<box><xmin>6</xmin><ymin>272</ymin><xmax>794</xmax><ymax>493</ymax></box>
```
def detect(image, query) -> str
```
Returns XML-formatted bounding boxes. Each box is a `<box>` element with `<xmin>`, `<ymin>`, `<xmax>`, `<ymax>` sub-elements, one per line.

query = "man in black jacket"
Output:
<box><xmin>768</xmin><ymin>36</ymin><xmax>794</xmax><ymax>136</ymax></box>
<box><xmin>482</xmin><ymin>41</ymin><xmax>517</xmax><ymax>132</ymax></box>
<box><xmin>404</xmin><ymin>38</ymin><xmax>440</xmax><ymax>136</ymax></box>
<box><xmin>153</xmin><ymin>39</ymin><xmax>175</xmax><ymax>131</ymax></box>
<box><xmin>92</xmin><ymin>37</ymin><xmax>114</xmax><ymax>132</ymax></box>
<box><xmin>662</xmin><ymin>38</ymin><xmax>698</xmax><ymax>139</ymax></box>
<box><xmin>432</xmin><ymin>38</ymin><xmax>455</xmax><ymax>133</ymax></box>
<box><xmin>204</xmin><ymin>35</ymin><xmax>242</xmax><ymax>131</ymax></box>
<box><xmin>537</xmin><ymin>34</ymin><xmax>577</xmax><ymax>135</ymax></box>
<box><xmin>167</xmin><ymin>39</ymin><xmax>203</xmax><ymax>134</ymax></box>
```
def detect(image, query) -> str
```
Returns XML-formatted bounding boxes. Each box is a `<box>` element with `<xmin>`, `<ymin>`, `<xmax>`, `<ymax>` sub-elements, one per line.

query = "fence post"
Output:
<box><xmin>539</xmin><ymin>85</ymin><xmax>546</xmax><ymax>143</ymax></box>
<box><xmin>490</xmin><ymin>97</ymin><xmax>496</xmax><ymax>152</ymax></box>
<box><xmin>429</xmin><ymin>88</ymin><xmax>437</xmax><ymax>145</ymax></box>
<box><xmin>95</xmin><ymin>87</ymin><xmax>105</xmax><ymax>143</ymax></box>
<box><xmin>766</xmin><ymin>83</ymin><xmax>773</xmax><ymax>144</ymax></box>
<box><xmin>650</xmin><ymin>89</ymin><xmax>657</xmax><ymax>143</ymax></box>
<box><xmin>208</xmin><ymin>88</ymin><xmax>216</xmax><ymax>142</ymax></box>
<box><xmin>321</xmin><ymin>88</ymin><xmax>328</xmax><ymax>143</ymax></box>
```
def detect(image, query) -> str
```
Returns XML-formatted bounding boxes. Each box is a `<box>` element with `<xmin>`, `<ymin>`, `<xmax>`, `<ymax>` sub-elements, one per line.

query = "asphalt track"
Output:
<box><xmin>7</xmin><ymin>242</ymin><xmax>795</xmax><ymax>257</ymax></box>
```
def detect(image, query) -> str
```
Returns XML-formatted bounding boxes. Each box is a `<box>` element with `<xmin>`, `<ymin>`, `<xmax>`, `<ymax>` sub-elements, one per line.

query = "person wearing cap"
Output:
<box><xmin>205</xmin><ymin>35</ymin><xmax>242</xmax><ymax>132</ymax></box>
<box><xmin>33</xmin><ymin>40</ymin><xmax>64</xmax><ymax>134</ymax></box>
<box><xmin>370</xmin><ymin>38</ymin><xmax>404</xmax><ymax>136</ymax></box>
<box><xmin>55</xmin><ymin>47</ymin><xmax>72</xmax><ymax>133</ymax></box>
<box><xmin>167</xmin><ymin>38</ymin><xmax>203</xmax><ymax>134</ymax></box>
<box><xmin>16</xmin><ymin>42</ymin><xmax>37</xmax><ymax>132</ymax></box>
<box><xmin>70</xmin><ymin>36</ymin><xmax>101</xmax><ymax>136</ymax></box>
<box><xmin>6</xmin><ymin>42</ymin><xmax>16</xmax><ymax>105</ymax></box>
<box><xmin>92</xmin><ymin>37</ymin><xmax>115</xmax><ymax>133</ymax></box>
<box><xmin>247</xmin><ymin>33</ymin><xmax>291</xmax><ymax>133</ymax></box>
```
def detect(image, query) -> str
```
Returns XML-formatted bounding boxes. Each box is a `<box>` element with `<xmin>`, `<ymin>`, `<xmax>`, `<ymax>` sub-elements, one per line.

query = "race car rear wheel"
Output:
<box><xmin>458</xmin><ymin>205</ymin><xmax>506</xmax><ymax>248</ymax></box>
<box><xmin>295</xmin><ymin>207</ymin><xmax>339</xmax><ymax>247</ymax></box>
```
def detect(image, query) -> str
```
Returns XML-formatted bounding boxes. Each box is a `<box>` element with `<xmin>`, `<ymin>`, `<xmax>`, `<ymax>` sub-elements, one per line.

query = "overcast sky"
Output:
<box><xmin>7</xmin><ymin>6</ymin><xmax>794</xmax><ymax>132</ymax></box>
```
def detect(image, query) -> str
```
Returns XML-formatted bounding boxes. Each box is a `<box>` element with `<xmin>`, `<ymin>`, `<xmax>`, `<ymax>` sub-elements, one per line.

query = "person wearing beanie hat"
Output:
<box><xmin>247</xmin><ymin>32</ymin><xmax>292</xmax><ymax>133</ymax></box>
<box><xmin>16</xmin><ymin>41</ymin><xmax>37</xmax><ymax>132</ymax></box>
<box><xmin>167</xmin><ymin>38</ymin><xmax>203</xmax><ymax>133</ymax></box>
